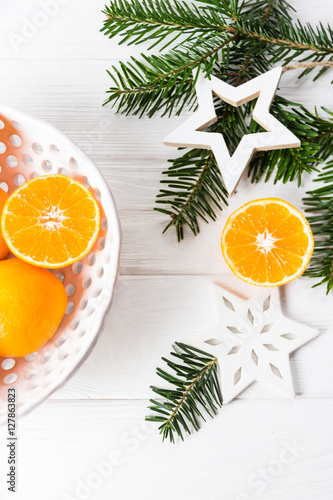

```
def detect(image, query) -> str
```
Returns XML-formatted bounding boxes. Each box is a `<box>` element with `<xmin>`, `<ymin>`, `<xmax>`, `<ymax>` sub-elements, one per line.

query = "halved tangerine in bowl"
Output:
<box><xmin>1</xmin><ymin>174</ymin><xmax>100</xmax><ymax>269</ymax></box>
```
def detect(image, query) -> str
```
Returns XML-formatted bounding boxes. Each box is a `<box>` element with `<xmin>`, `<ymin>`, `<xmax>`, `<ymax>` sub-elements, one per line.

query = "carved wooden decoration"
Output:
<box><xmin>163</xmin><ymin>68</ymin><xmax>300</xmax><ymax>195</ymax></box>
<box><xmin>194</xmin><ymin>285</ymin><xmax>318</xmax><ymax>404</ymax></box>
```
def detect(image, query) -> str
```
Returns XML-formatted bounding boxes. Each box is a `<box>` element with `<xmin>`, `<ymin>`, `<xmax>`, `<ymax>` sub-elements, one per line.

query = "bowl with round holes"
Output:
<box><xmin>0</xmin><ymin>105</ymin><xmax>121</xmax><ymax>425</ymax></box>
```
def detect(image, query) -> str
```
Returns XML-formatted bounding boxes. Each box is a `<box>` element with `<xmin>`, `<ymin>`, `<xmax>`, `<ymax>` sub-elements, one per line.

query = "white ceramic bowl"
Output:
<box><xmin>0</xmin><ymin>106</ymin><xmax>121</xmax><ymax>424</ymax></box>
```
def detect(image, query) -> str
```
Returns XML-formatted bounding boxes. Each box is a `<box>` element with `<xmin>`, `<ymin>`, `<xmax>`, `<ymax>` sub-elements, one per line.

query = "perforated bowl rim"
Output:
<box><xmin>0</xmin><ymin>105</ymin><xmax>122</xmax><ymax>424</ymax></box>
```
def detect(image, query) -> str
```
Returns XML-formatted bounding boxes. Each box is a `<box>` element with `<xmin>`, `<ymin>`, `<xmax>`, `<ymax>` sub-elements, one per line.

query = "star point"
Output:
<box><xmin>163</xmin><ymin>68</ymin><xmax>300</xmax><ymax>195</ymax></box>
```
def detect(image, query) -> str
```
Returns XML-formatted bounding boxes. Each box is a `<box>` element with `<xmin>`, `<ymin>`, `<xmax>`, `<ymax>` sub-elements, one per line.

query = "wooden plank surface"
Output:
<box><xmin>0</xmin><ymin>0</ymin><xmax>332</xmax><ymax>499</ymax></box>
<box><xmin>1</xmin><ymin>399</ymin><xmax>333</xmax><ymax>500</ymax></box>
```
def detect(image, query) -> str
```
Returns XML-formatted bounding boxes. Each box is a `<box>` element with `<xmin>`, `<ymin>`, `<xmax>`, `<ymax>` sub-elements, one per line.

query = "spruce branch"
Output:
<box><xmin>101</xmin><ymin>0</ymin><xmax>234</xmax><ymax>50</ymax></box>
<box><xmin>103</xmin><ymin>33</ymin><xmax>238</xmax><ymax>117</ymax></box>
<box><xmin>247</xmin><ymin>97</ymin><xmax>333</xmax><ymax>184</ymax></box>
<box><xmin>146</xmin><ymin>342</ymin><xmax>222</xmax><ymax>442</ymax></box>
<box><xmin>233</xmin><ymin>18</ymin><xmax>333</xmax><ymax>56</ymax></box>
<box><xmin>155</xmin><ymin>150</ymin><xmax>228</xmax><ymax>240</ymax></box>
<box><xmin>200</xmin><ymin>0</ymin><xmax>295</xmax><ymax>23</ymax></box>
<box><xmin>303</xmin><ymin>159</ymin><xmax>333</xmax><ymax>294</ymax></box>
<box><xmin>103</xmin><ymin>0</ymin><xmax>333</xmax><ymax>119</ymax></box>
<box><xmin>102</xmin><ymin>0</ymin><xmax>333</xmax><ymax>56</ymax></box>
<box><xmin>226</xmin><ymin>0</ymin><xmax>292</xmax><ymax>85</ymax></box>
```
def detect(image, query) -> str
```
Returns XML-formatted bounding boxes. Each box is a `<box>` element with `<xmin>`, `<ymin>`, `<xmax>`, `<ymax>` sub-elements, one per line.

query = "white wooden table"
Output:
<box><xmin>0</xmin><ymin>1</ymin><xmax>333</xmax><ymax>499</ymax></box>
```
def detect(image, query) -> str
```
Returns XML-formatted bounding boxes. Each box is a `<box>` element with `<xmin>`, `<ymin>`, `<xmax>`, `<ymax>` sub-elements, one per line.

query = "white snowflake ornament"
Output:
<box><xmin>195</xmin><ymin>285</ymin><xmax>319</xmax><ymax>404</ymax></box>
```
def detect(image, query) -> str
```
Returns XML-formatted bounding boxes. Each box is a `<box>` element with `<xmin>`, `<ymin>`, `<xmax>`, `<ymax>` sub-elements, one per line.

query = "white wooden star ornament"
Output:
<box><xmin>194</xmin><ymin>285</ymin><xmax>318</xmax><ymax>404</ymax></box>
<box><xmin>163</xmin><ymin>67</ymin><xmax>300</xmax><ymax>195</ymax></box>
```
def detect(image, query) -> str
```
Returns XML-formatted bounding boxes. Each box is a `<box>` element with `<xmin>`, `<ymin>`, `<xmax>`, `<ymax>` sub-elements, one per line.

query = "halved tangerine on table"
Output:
<box><xmin>221</xmin><ymin>198</ymin><xmax>314</xmax><ymax>287</ymax></box>
<box><xmin>1</xmin><ymin>174</ymin><xmax>100</xmax><ymax>268</ymax></box>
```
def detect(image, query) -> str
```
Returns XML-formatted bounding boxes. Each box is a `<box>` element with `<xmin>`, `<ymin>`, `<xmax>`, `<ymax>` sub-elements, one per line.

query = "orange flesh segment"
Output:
<box><xmin>221</xmin><ymin>198</ymin><xmax>314</xmax><ymax>287</ymax></box>
<box><xmin>1</xmin><ymin>175</ymin><xmax>100</xmax><ymax>268</ymax></box>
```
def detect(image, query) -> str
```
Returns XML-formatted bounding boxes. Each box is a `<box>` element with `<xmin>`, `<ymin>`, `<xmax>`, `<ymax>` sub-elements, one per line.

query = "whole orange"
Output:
<box><xmin>0</xmin><ymin>258</ymin><xmax>67</xmax><ymax>357</ymax></box>
<box><xmin>0</xmin><ymin>188</ymin><xmax>9</xmax><ymax>260</ymax></box>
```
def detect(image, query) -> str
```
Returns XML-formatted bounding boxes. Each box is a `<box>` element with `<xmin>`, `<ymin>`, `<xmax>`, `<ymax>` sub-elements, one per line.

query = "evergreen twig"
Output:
<box><xmin>102</xmin><ymin>0</ymin><xmax>333</xmax><ymax>115</ymax></box>
<box><xmin>303</xmin><ymin>158</ymin><xmax>333</xmax><ymax>294</ymax></box>
<box><xmin>103</xmin><ymin>33</ymin><xmax>238</xmax><ymax>117</ymax></box>
<box><xmin>155</xmin><ymin>150</ymin><xmax>228</xmax><ymax>240</ymax></box>
<box><xmin>146</xmin><ymin>342</ymin><xmax>222</xmax><ymax>442</ymax></box>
